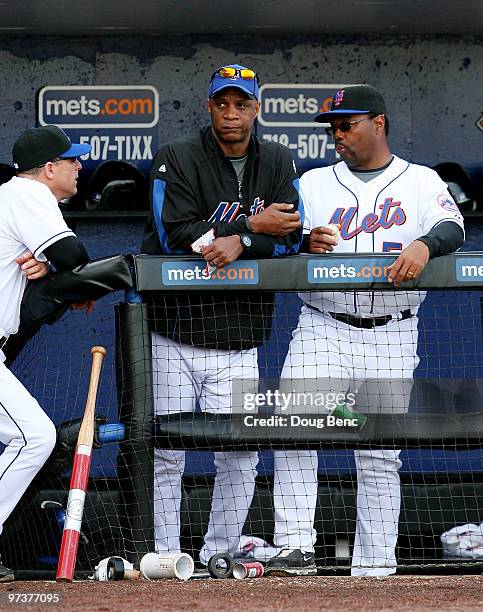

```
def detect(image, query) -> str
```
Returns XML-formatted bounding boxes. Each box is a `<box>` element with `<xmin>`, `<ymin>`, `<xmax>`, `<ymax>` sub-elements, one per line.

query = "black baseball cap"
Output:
<box><xmin>315</xmin><ymin>85</ymin><xmax>386</xmax><ymax>123</ymax></box>
<box><xmin>13</xmin><ymin>125</ymin><xmax>91</xmax><ymax>172</ymax></box>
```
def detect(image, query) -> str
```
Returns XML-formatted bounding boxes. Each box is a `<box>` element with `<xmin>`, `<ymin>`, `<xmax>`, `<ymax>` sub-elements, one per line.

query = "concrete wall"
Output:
<box><xmin>2</xmin><ymin>34</ymin><xmax>482</xmax><ymax>477</ymax></box>
<box><xmin>0</xmin><ymin>34</ymin><xmax>481</xmax><ymax>183</ymax></box>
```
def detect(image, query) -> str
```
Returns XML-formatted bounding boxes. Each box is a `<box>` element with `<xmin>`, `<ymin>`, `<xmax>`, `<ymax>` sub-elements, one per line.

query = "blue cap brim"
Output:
<box><xmin>60</xmin><ymin>142</ymin><xmax>92</xmax><ymax>158</ymax></box>
<box><xmin>315</xmin><ymin>109</ymin><xmax>371</xmax><ymax>123</ymax></box>
<box><xmin>210</xmin><ymin>83</ymin><xmax>258</xmax><ymax>101</ymax></box>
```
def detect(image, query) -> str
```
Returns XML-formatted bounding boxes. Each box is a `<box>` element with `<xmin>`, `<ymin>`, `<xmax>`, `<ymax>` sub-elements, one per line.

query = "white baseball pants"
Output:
<box><xmin>0</xmin><ymin>359</ymin><xmax>56</xmax><ymax>535</ymax></box>
<box><xmin>273</xmin><ymin>307</ymin><xmax>418</xmax><ymax>576</ymax></box>
<box><xmin>151</xmin><ymin>333</ymin><xmax>259</xmax><ymax>565</ymax></box>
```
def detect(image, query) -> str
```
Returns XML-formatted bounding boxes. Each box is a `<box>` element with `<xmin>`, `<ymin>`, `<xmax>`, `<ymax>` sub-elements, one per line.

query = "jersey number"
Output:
<box><xmin>382</xmin><ymin>241</ymin><xmax>403</xmax><ymax>252</ymax></box>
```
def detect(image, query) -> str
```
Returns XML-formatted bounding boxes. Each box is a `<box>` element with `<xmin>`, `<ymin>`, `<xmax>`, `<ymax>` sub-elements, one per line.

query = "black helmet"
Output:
<box><xmin>86</xmin><ymin>160</ymin><xmax>148</xmax><ymax>211</ymax></box>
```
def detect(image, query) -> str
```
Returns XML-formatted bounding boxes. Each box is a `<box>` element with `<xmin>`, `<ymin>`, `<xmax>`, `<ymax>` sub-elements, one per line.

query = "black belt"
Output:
<box><xmin>305</xmin><ymin>303</ymin><xmax>413</xmax><ymax>329</ymax></box>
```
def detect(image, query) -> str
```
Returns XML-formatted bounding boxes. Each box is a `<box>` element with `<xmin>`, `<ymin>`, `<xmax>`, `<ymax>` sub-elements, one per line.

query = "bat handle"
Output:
<box><xmin>124</xmin><ymin>569</ymin><xmax>141</xmax><ymax>580</ymax></box>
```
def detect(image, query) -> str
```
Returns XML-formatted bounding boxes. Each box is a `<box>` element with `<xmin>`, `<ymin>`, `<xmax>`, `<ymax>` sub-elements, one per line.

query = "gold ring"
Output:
<box><xmin>407</xmin><ymin>271</ymin><xmax>415</xmax><ymax>276</ymax></box>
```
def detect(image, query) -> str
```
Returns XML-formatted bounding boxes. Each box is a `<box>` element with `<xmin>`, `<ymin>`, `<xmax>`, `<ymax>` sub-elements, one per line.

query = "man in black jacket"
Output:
<box><xmin>141</xmin><ymin>63</ymin><xmax>303</xmax><ymax>564</ymax></box>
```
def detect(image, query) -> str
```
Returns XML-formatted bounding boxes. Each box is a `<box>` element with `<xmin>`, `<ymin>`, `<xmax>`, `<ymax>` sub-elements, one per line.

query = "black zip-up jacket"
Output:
<box><xmin>141</xmin><ymin>126</ymin><xmax>303</xmax><ymax>350</ymax></box>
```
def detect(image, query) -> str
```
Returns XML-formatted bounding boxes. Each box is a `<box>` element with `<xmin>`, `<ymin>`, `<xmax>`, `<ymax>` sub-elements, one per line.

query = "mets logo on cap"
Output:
<box><xmin>333</xmin><ymin>90</ymin><xmax>345</xmax><ymax>106</ymax></box>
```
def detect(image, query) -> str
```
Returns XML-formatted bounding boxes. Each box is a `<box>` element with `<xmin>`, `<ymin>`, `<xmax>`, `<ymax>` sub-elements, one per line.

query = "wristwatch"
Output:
<box><xmin>239</xmin><ymin>234</ymin><xmax>252</xmax><ymax>250</ymax></box>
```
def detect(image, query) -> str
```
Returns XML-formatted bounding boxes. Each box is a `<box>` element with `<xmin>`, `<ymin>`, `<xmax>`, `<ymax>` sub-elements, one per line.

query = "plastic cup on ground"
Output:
<box><xmin>140</xmin><ymin>552</ymin><xmax>194</xmax><ymax>580</ymax></box>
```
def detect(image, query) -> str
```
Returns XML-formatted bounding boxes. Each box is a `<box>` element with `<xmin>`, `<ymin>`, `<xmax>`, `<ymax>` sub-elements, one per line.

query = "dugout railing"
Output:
<box><xmin>115</xmin><ymin>253</ymin><xmax>483</xmax><ymax>572</ymax></box>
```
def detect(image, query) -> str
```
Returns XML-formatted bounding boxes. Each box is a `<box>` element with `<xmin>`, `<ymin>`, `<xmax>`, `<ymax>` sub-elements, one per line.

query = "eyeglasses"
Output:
<box><xmin>37</xmin><ymin>157</ymin><xmax>78</xmax><ymax>169</ymax></box>
<box><xmin>325</xmin><ymin>116</ymin><xmax>379</xmax><ymax>137</ymax></box>
<box><xmin>37</xmin><ymin>157</ymin><xmax>62</xmax><ymax>168</ymax></box>
<box><xmin>212</xmin><ymin>66</ymin><xmax>257</xmax><ymax>81</ymax></box>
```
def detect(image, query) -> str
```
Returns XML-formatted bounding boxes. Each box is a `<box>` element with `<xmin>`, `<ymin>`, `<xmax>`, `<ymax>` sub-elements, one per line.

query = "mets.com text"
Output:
<box><xmin>312</xmin><ymin>262</ymin><xmax>389</xmax><ymax>279</ymax></box>
<box><xmin>455</xmin><ymin>258</ymin><xmax>483</xmax><ymax>281</ymax></box>
<box><xmin>44</xmin><ymin>96</ymin><xmax>153</xmax><ymax>117</ymax></box>
<box><xmin>308</xmin><ymin>257</ymin><xmax>395</xmax><ymax>283</ymax></box>
<box><xmin>162</xmin><ymin>261</ymin><xmax>259</xmax><ymax>285</ymax></box>
<box><xmin>168</xmin><ymin>265</ymin><xmax>254</xmax><ymax>282</ymax></box>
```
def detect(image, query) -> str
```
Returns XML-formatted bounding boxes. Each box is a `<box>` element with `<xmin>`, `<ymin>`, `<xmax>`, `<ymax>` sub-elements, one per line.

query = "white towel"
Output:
<box><xmin>441</xmin><ymin>523</ymin><xmax>483</xmax><ymax>559</ymax></box>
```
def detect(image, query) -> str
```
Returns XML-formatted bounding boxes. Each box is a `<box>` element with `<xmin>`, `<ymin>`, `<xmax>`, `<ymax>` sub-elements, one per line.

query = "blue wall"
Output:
<box><xmin>12</xmin><ymin>219</ymin><xmax>483</xmax><ymax>478</ymax></box>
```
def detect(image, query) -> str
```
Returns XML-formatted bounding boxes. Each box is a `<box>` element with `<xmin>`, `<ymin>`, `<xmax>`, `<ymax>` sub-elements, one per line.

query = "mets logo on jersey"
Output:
<box><xmin>208</xmin><ymin>198</ymin><xmax>266</xmax><ymax>223</ymax></box>
<box><xmin>329</xmin><ymin>197</ymin><xmax>406</xmax><ymax>240</ymax></box>
<box><xmin>437</xmin><ymin>193</ymin><xmax>462</xmax><ymax>217</ymax></box>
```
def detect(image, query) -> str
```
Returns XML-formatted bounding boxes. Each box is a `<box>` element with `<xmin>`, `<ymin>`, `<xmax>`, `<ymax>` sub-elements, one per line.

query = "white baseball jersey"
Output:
<box><xmin>0</xmin><ymin>176</ymin><xmax>75</xmax><ymax>337</ymax></box>
<box><xmin>299</xmin><ymin>155</ymin><xmax>464</xmax><ymax>316</ymax></box>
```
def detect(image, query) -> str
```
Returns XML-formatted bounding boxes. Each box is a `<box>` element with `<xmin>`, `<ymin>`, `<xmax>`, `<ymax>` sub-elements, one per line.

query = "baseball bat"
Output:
<box><xmin>56</xmin><ymin>346</ymin><xmax>107</xmax><ymax>582</ymax></box>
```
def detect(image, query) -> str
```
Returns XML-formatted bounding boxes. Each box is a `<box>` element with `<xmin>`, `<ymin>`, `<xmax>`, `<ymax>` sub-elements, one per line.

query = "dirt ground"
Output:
<box><xmin>1</xmin><ymin>576</ymin><xmax>482</xmax><ymax>612</ymax></box>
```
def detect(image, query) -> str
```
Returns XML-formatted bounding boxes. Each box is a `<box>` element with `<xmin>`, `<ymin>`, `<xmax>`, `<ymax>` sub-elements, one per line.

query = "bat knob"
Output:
<box><xmin>91</xmin><ymin>346</ymin><xmax>107</xmax><ymax>356</ymax></box>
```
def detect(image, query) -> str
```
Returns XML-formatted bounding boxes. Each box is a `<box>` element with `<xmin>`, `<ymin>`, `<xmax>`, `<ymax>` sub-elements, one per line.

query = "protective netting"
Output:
<box><xmin>3</xmin><ymin>296</ymin><xmax>121</xmax><ymax>573</ymax></box>
<box><xmin>144</xmin><ymin>288</ymin><xmax>483</xmax><ymax>573</ymax></box>
<box><xmin>3</xmin><ymin>286</ymin><xmax>483</xmax><ymax>575</ymax></box>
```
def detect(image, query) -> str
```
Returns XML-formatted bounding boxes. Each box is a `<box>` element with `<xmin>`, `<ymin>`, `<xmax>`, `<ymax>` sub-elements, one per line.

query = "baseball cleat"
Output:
<box><xmin>265</xmin><ymin>549</ymin><xmax>317</xmax><ymax>576</ymax></box>
<box><xmin>0</xmin><ymin>556</ymin><xmax>14</xmax><ymax>582</ymax></box>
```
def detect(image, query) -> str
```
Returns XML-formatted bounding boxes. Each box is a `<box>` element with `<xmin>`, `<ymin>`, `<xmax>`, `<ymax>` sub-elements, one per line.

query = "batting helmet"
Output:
<box><xmin>85</xmin><ymin>160</ymin><xmax>148</xmax><ymax>212</ymax></box>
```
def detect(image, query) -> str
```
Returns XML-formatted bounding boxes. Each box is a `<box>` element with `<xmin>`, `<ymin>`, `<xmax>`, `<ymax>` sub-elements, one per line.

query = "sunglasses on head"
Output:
<box><xmin>211</xmin><ymin>66</ymin><xmax>257</xmax><ymax>81</ymax></box>
<box><xmin>325</xmin><ymin>115</ymin><xmax>383</xmax><ymax>137</ymax></box>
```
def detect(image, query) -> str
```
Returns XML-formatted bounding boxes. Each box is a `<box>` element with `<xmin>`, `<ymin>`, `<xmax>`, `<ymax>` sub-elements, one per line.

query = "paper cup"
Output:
<box><xmin>326</xmin><ymin>223</ymin><xmax>340</xmax><ymax>245</ymax></box>
<box><xmin>233</xmin><ymin>561</ymin><xmax>264</xmax><ymax>579</ymax></box>
<box><xmin>140</xmin><ymin>552</ymin><xmax>194</xmax><ymax>580</ymax></box>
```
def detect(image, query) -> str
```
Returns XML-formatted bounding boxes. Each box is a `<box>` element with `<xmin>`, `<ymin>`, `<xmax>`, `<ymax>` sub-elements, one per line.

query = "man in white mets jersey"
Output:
<box><xmin>266</xmin><ymin>85</ymin><xmax>465</xmax><ymax>576</ymax></box>
<box><xmin>0</xmin><ymin>125</ymin><xmax>91</xmax><ymax>581</ymax></box>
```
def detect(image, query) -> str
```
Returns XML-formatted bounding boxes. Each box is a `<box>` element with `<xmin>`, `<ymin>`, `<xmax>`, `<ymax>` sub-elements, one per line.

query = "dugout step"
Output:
<box><xmin>180</xmin><ymin>479</ymin><xmax>483</xmax><ymax>567</ymax></box>
<box><xmin>181</xmin><ymin>480</ymin><xmax>483</xmax><ymax>539</ymax></box>
<box><xmin>4</xmin><ymin>480</ymin><xmax>481</xmax><ymax>572</ymax></box>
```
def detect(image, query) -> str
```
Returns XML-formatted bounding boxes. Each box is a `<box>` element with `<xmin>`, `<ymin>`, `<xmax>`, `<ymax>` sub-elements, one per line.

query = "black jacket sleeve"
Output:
<box><xmin>416</xmin><ymin>221</ymin><xmax>464</xmax><ymax>258</ymax></box>
<box><xmin>147</xmin><ymin>143</ymin><xmax>249</xmax><ymax>252</ymax></box>
<box><xmin>238</xmin><ymin>146</ymin><xmax>303</xmax><ymax>259</ymax></box>
<box><xmin>147</xmin><ymin>144</ymin><xmax>210</xmax><ymax>253</ymax></box>
<box><xmin>43</xmin><ymin>236</ymin><xmax>90</xmax><ymax>271</ymax></box>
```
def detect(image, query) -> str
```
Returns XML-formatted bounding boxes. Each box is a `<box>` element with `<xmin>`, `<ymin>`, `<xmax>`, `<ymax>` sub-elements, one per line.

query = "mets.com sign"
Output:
<box><xmin>455</xmin><ymin>257</ymin><xmax>483</xmax><ymax>282</ymax></box>
<box><xmin>162</xmin><ymin>257</ymin><xmax>393</xmax><ymax>287</ymax></box>
<box><xmin>162</xmin><ymin>261</ymin><xmax>259</xmax><ymax>286</ymax></box>
<box><xmin>38</xmin><ymin>86</ymin><xmax>159</xmax><ymax>128</ymax></box>
<box><xmin>258</xmin><ymin>83</ymin><xmax>359</xmax><ymax>127</ymax></box>
<box><xmin>308</xmin><ymin>257</ymin><xmax>395</xmax><ymax>283</ymax></box>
